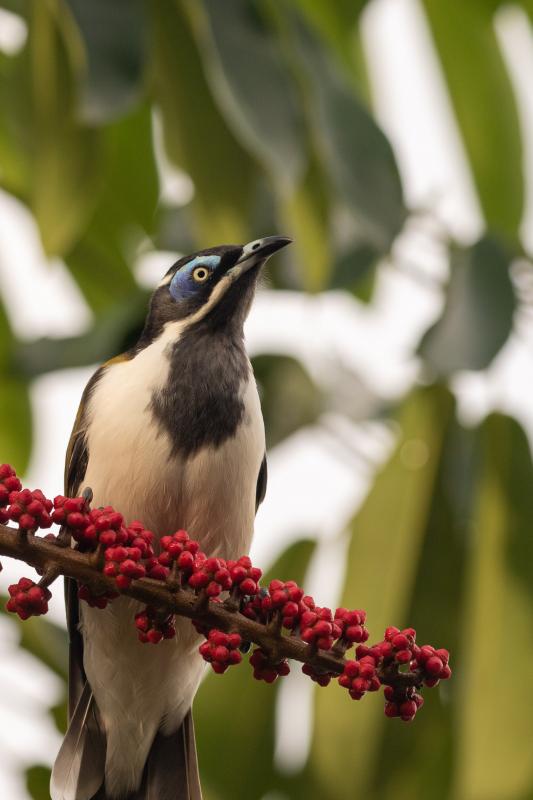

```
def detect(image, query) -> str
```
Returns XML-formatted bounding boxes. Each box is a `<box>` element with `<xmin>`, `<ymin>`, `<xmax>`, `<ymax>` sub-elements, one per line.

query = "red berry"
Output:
<box><xmin>385</xmin><ymin>627</ymin><xmax>400</xmax><ymax>641</ymax></box>
<box><xmin>115</xmin><ymin>575</ymin><xmax>131</xmax><ymax>590</ymax></box>
<box><xmin>425</xmin><ymin>656</ymin><xmax>444</xmax><ymax>676</ymax></box>
<box><xmin>395</xmin><ymin>649</ymin><xmax>412</xmax><ymax>664</ymax></box>
<box><xmin>399</xmin><ymin>700</ymin><xmax>418</xmax><ymax>721</ymax></box>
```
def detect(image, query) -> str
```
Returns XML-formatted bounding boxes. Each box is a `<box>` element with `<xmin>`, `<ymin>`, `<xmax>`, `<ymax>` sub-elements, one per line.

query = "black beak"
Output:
<box><xmin>236</xmin><ymin>235</ymin><xmax>292</xmax><ymax>264</ymax></box>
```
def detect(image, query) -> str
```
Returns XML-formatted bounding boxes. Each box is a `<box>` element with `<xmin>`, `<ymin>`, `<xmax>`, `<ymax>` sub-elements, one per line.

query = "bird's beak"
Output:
<box><xmin>227</xmin><ymin>235</ymin><xmax>292</xmax><ymax>281</ymax></box>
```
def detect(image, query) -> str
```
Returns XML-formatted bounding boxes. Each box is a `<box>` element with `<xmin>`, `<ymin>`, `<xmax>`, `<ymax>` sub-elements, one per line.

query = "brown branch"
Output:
<box><xmin>0</xmin><ymin>523</ymin><xmax>422</xmax><ymax>688</ymax></box>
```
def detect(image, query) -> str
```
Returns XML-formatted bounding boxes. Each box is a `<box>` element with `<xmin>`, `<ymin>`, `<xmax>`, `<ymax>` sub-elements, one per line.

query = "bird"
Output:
<box><xmin>50</xmin><ymin>235</ymin><xmax>292</xmax><ymax>800</ymax></box>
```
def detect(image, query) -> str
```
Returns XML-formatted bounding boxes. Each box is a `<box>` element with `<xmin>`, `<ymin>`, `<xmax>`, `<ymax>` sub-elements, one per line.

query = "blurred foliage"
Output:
<box><xmin>252</xmin><ymin>354</ymin><xmax>324</xmax><ymax>448</ymax></box>
<box><xmin>26</xmin><ymin>765</ymin><xmax>52</xmax><ymax>800</ymax></box>
<box><xmin>0</xmin><ymin>599</ymin><xmax>68</xmax><ymax>798</ymax></box>
<box><xmin>0</xmin><ymin>0</ymin><xmax>532</xmax><ymax>799</ymax></box>
<box><xmin>418</xmin><ymin>235</ymin><xmax>516</xmax><ymax>375</ymax></box>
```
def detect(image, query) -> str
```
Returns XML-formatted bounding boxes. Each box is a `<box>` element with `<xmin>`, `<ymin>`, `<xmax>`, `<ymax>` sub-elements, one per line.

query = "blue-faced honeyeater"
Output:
<box><xmin>50</xmin><ymin>236</ymin><xmax>291</xmax><ymax>800</ymax></box>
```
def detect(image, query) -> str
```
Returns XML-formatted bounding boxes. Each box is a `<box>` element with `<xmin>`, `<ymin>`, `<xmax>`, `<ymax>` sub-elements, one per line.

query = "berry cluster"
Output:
<box><xmin>51</xmin><ymin>496</ymin><xmax>91</xmax><ymax>539</ymax></box>
<box><xmin>74</xmin><ymin>517</ymin><xmax>155</xmax><ymax>590</ymax></box>
<box><xmin>6</xmin><ymin>578</ymin><xmax>51</xmax><ymax>619</ymax></box>
<box><xmin>188</xmin><ymin>555</ymin><xmax>232</xmax><ymax>597</ymax></box>
<box><xmin>250</xmin><ymin>648</ymin><xmax>290</xmax><ymax>683</ymax></box>
<box><xmin>268</xmin><ymin>580</ymin><xmax>306</xmax><ymax>627</ymax></box>
<box><xmin>242</xmin><ymin>581</ymin><xmax>310</xmax><ymax>629</ymax></box>
<box><xmin>335</xmin><ymin>627</ymin><xmax>452</xmax><ymax>721</ymax></box>
<box><xmin>339</xmin><ymin>657</ymin><xmax>381</xmax><ymax>699</ymax></box>
<box><xmin>6</xmin><ymin>489</ymin><xmax>53</xmax><ymax>531</ymax></box>
<box><xmin>415</xmin><ymin>644</ymin><xmax>451</xmax><ymax>685</ymax></box>
<box><xmin>158</xmin><ymin>529</ymin><xmax>200</xmax><ymax>576</ymax></box>
<box><xmin>302</xmin><ymin>663</ymin><xmax>333</xmax><ymax>687</ymax></box>
<box><xmin>384</xmin><ymin>685</ymin><xmax>424</xmax><ymax>721</ymax></box>
<box><xmin>227</xmin><ymin>556</ymin><xmax>262</xmax><ymax>597</ymax></box>
<box><xmin>135</xmin><ymin>605</ymin><xmax>176</xmax><ymax>644</ymax></box>
<box><xmin>199</xmin><ymin>630</ymin><xmax>242</xmax><ymax>673</ymax></box>
<box><xmin>300</xmin><ymin>606</ymin><xmax>343</xmax><ymax>650</ymax></box>
<box><xmin>77</xmin><ymin>583</ymin><xmax>118</xmax><ymax>609</ymax></box>
<box><xmin>334</xmin><ymin>608</ymin><xmax>369</xmax><ymax>646</ymax></box>
<box><xmin>0</xmin><ymin>464</ymin><xmax>22</xmax><ymax>523</ymax></box>
<box><xmin>104</xmin><ymin>544</ymin><xmax>147</xmax><ymax>589</ymax></box>
<box><xmin>0</xmin><ymin>464</ymin><xmax>453</xmax><ymax>726</ymax></box>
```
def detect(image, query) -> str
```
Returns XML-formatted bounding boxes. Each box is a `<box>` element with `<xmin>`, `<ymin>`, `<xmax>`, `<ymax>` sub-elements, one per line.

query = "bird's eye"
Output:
<box><xmin>192</xmin><ymin>266</ymin><xmax>210</xmax><ymax>283</ymax></box>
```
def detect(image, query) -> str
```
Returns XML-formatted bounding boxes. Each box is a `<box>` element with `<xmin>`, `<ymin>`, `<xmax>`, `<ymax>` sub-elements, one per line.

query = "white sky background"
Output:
<box><xmin>1</xmin><ymin>1</ymin><xmax>533</xmax><ymax>797</ymax></box>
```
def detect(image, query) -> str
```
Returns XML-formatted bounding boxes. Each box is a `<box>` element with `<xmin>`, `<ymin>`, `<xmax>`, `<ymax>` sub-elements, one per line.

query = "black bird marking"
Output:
<box><xmin>150</xmin><ymin>322</ymin><xmax>251</xmax><ymax>459</ymax></box>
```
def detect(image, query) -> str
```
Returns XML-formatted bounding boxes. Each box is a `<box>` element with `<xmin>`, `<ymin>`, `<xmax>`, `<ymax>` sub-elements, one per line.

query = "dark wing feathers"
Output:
<box><xmin>255</xmin><ymin>453</ymin><xmax>267</xmax><ymax>511</ymax></box>
<box><xmin>130</xmin><ymin>712</ymin><xmax>202</xmax><ymax>800</ymax></box>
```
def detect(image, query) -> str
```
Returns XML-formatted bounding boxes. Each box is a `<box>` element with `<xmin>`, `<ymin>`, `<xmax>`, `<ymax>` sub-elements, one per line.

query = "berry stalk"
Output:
<box><xmin>0</xmin><ymin>465</ymin><xmax>451</xmax><ymax>722</ymax></box>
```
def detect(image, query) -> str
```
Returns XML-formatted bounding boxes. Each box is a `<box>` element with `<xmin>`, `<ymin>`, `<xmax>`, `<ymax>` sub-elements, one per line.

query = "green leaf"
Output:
<box><xmin>311</xmin><ymin>386</ymin><xmax>454</xmax><ymax>799</ymax></box>
<box><xmin>0</xmin><ymin>51</ymin><xmax>31</xmax><ymax>195</ymax></box>
<box><xmin>418</xmin><ymin>236</ymin><xmax>516</xmax><ymax>375</ymax></box>
<box><xmin>455</xmin><ymin>414</ymin><xmax>533</xmax><ymax>800</ymax></box>
<box><xmin>0</xmin><ymin>376</ymin><xmax>32</xmax><ymax>472</ymax></box>
<box><xmin>65</xmin><ymin>0</ymin><xmax>147</xmax><ymax>123</ymax></box>
<box><xmin>0</xmin><ymin>596</ymin><xmax>68</xmax><ymax>679</ymax></box>
<box><xmin>329</xmin><ymin>241</ymin><xmax>378</xmax><ymax>302</ymax></box>
<box><xmin>371</xmin><ymin>411</ymin><xmax>476</xmax><ymax>799</ymax></box>
<box><xmin>282</xmin><ymin>156</ymin><xmax>331</xmax><ymax>291</ymax></box>
<box><xmin>196</xmin><ymin>539</ymin><xmax>316</xmax><ymax>800</ymax></box>
<box><xmin>151</xmin><ymin>0</ymin><xmax>256</xmax><ymax>244</ymax></box>
<box><xmin>252</xmin><ymin>354</ymin><xmax>324</xmax><ymax>448</ymax></box>
<box><xmin>28</xmin><ymin>0</ymin><xmax>101</xmax><ymax>256</ymax></box>
<box><xmin>293</xmin><ymin>19</ymin><xmax>406</xmax><ymax>254</ymax></box>
<box><xmin>95</xmin><ymin>104</ymin><xmax>159</xmax><ymax>236</ymax></box>
<box><xmin>0</xmin><ymin>1</ymin><xmax>28</xmax><ymax>14</ymax></box>
<box><xmin>51</xmin><ymin>697</ymin><xmax>68</xmax><ymax>734</ymax></box>
<box><xmin>0</xmin><ymin>301</ymin><xmax>32</xmax><ymax>471</ymax></box>
<box><xmin>421</xmin><ymin>0</ymin><xmax>523</xmax><ymax>242</ymax></box>
<box><xmin>291</xmin><ymin>0</ymin><xmax>367</xmax><ymax>75</ymax></box>
<box><xmin>197</xmin><ymin>0</ymin><xmax>305</xmax><ymax>184</ymax></box>
<box><xmin>63</xmin><ymin>106</ymin><xmax>158</xmax><ymax>311</ymax></box>
<box><xmin>26</xmin><ymin>764</ymin><xmax>52</xmax><ymax>800</ymax></box>
<box><xmin>65</xmin><ymin>235</ymin><xmax>138</xmax><ymax>313</ymax></box>
<box><xmin>19</xmin><ymin>615</ymin><xmax>68</xmax><ymax>681</ymax></box>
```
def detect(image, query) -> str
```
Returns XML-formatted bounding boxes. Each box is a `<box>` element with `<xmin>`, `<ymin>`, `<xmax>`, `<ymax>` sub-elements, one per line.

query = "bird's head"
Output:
<box><xmin>141</xmin><ymin>236</ymin><xmax>291</xmax><ymax>342</ymax></box>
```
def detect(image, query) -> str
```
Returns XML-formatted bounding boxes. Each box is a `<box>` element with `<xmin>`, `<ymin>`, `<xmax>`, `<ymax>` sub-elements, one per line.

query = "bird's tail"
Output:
<box><xmin>51</xmin><ymin>683</ymin><xmax>202</xmax><ymax>800</ymax></box>
<box><xmin>50</xmin><ymin>682</ymin><xmax>106</xmax><ymax>800</ymax></box>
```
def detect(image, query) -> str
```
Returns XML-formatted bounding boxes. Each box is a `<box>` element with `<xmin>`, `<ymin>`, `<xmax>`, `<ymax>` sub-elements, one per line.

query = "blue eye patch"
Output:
<box><xmin>169</xmin><ymin>255</ymin><xmax>221</xmax><ymax>300</ymax></box>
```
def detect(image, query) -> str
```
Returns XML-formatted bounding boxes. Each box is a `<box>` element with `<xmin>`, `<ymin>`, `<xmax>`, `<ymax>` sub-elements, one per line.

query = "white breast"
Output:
<box><xmin>78</xmin><ymin>324</ymin><xmax>265</xmax><ymax>797</ymax></box>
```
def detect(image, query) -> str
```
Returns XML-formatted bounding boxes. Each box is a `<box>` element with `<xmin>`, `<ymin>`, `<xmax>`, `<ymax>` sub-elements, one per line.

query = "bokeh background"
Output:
<box><xmin>1</xmin><ymin>0</ymin><xmax>533</xmax><ymax>798</ymax></box>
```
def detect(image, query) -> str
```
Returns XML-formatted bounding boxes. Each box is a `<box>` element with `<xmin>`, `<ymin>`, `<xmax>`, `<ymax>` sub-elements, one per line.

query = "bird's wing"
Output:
<box><xmin>255</xmin><ymin>452</ymin><xmax>268</xmax><ymax>512</ymax></box>
<box><xmin>64</xmin><ymin>363</ymin><xmax>118</xmax><ymax>714</ymax></box>
<box><xmin>64</xmin><ymin>385</ymin><xmax>94</xmax><ymax>719</ymax></box>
